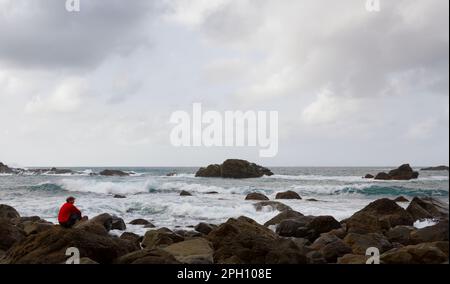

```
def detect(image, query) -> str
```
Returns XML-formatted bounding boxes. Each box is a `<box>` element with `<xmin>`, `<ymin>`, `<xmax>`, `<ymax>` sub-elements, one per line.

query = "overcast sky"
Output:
<box><xmin>0</xmin><ymin>0</ymin><xmax>448</xmax><ymax>167</ymax></box>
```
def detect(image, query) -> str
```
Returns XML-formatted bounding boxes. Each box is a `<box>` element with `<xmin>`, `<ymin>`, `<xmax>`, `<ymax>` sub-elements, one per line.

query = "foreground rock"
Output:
<box><xmin>99</xmin><ymin>169</ymin><xmax>130</xmax><ymax>176</ymax></box>
<box><xmin>409</xmin><ymin>220</ymin><xmax>449</xmax><ymax>244</ymax></box>
<box><xmin>264</xmin><ymin>210</ymin><xmax>304</xmax><ymax>227</ymax></box>
<box><xmin>196</xmin><ymin>159</ymin><xmax>273</xmax><ymax>179</ymax></box>
<box><xmin>310</xmin><ymin>233</ymin><xmax>352</xmax><ymax>262</ymax></box>
<box><xmin>208</xmin><ymin>216</ymin><xmax>307</xmax><ymax>264</ymax></box>
<box><xmin>0</xmin><ymin>204</ymin><xmax>21</xmax><ymax>219</ymax></box>
<box><xmin>406</xmin><ymin>197</ymin><xmax>449</xmax><ymax>221</ymax></box>
<box><xmin>367</xmin><ymin>164</ymin><xmax>419</xmax><ymax>180</ymax></box>
<box><xmin>393</xmin><ymin>196</ymin><xmax>409</xmax><ymax>203</ymax></box>
<box><xmin>115</xmin><ymin>249</ymin><xmax>180</xmax><ymax>264</ymax></box>
<box><xmin>245</xmin><ymin>193</ymin><xmax>269</xmax><ymax>201</ymax></box>
<box><xmin>421</xmin><ymin>166</ymin><xmax>449</xmax><ymax>171</ymax></box>
<box><xmin>142</xmin><ymin>228</ymin><xmax>184</xmax><ymax>249</ymax></box>
<box><xmin>163</xmin><ymin>238</ymin><xmax>214</xmax><ymax>264</ymax></box>
<box><xmin>381</xmin><ymin>242</ymin><xmax>448</xmax><ymax>264</ymax></box>
<box><xmin>0</xmin><ymin>219</ymin><xmax>26</xmax><ymax>251</ymax></box>
<box><xmin>343</xmin><ymin>233</ymin><xmax>393</xmax><ymax>255</ymax></box>
<box><xmin>129</xmin><ymin>219</ymin><xmax>153</xmax><ymax>226</ymax></box>
<box><xmin>276</xmin><ymin>215</ymin><xmax>341</xmax><ymax>241</ymax></box>
<box><xmin>194</xmin><ymin>223</ymin><xmax>217</xmax><ymax>235</ymax></box>
<box><xmin>343</xmin><ymin>198</ymin><xmax>414</xmax><ymax>234</ymax></box>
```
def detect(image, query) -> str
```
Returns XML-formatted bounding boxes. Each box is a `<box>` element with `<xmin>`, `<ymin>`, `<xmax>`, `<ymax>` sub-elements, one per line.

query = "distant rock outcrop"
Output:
<box><xmin>195</xmin><ymin>159</ymin><xmax>273</xmax><ymax>179</ymax></box>
<box><xmin>421</xmin><ymin>166</ymin><xmax>449</xmax><ymax>171</ymax></box>
<box><xmin>365</xmin><ymin>164</ymin><xmax>419</xmax><ymax>181</ymax></box>
<box><xmin>99</xmin><ymin>169</ymin><xmax>130</xmax><ymax>177</ymax></box>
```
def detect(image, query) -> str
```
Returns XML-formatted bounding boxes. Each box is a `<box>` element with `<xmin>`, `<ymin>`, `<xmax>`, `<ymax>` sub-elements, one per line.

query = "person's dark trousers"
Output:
<box><xmin>59</xmin><ymin>213</ymin><xmax>81</xmax><ymax>228</ymax></box>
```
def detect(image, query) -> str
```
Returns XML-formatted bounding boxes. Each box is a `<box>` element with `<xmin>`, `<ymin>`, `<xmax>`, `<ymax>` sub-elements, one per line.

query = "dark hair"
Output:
<box><xmin>66</xmin><ymin>196</ymin><xmax>76</xmax><ymax>202</ymax></box>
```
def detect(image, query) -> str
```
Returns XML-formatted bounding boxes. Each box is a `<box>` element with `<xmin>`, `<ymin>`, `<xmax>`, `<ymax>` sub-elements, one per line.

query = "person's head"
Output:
<box><xmin>66</xmin><ymin>196</ymin><xmax>76</xmax><ymax>204</ymax></box>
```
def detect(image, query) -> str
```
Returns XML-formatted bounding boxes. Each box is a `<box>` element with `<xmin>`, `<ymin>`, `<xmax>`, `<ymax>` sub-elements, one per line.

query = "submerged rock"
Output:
<box><xmin>99</xmin><ymin>169</ymin><xmax>130</xmax><ymax>176</ymax></box>
<box><xmin>245</xmin><ymin>193</ymin><xmax>269</xmax><ymax>201</ymax></box>
<box><xmin>195</xmin><ymin>159</ymin><xmax>273</xmax><ymax>179</ymax></box>
<box><xmin>421</xmin><ymin>166</ymin><xmax>449</xmax><ymax>171</ymax></box>
<box><xmin>180</xmin><ymin>190</ymin><xmax>192</xmax><ymax>196</ymax></box>
<box><xmin>275</xmin><ymin>191</ymin><xmax>302</xmax><ymax>200</ymax></box>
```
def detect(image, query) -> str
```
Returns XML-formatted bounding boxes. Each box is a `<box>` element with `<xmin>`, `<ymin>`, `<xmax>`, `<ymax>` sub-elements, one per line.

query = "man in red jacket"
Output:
<box><xmin>58</xmin><ymin>196</ymin><xmax>83</xmax><ymax>228</ymax></box>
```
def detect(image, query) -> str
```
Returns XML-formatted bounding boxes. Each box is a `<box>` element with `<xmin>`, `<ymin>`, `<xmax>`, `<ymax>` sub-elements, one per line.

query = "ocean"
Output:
<box><xmin>0</xmin><ymin>167</ymin><xmax>448</xmax><ymax>235</ymax></box>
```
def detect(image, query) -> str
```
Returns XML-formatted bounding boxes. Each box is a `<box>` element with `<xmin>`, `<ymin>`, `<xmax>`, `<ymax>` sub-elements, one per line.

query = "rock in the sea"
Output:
<box><xmin>393</xmin><ymin>196</ymin><xmax>409</xmax><ymax>203</ymax></box>
<box><xmin>264</xmin><ymin>210</ymin><xmax>304</xmax><ymax>227</ymax></box>
<box><xmin>276</xmin><ymin>215</ymin><xmax>341</xmax><ymax>241</ymax></box>
<box><xmin>275</xmin><ymin>191</ymin><xmax>302</xmax><ymax>200</ymax></box>
<box><xmin>113</xmin><ymin>195</ymin><xmax>126</xmax><ymax>199</ymax></box>
<box><xmin>1</xmin><ymin>224</ymin><xmax>138</xmax><ymax>264</ymax></box>
<box><xmin>208</xmin><ymin>216</ymin><xmax>307</xmax><ymax>264</ymax></box>
<box><xmin>310</xmin><ymin>233</ymin><xmax>352</xmax><ymax>263</ymax></box>
<box><xmin>111</xmin><ymin>216</ymin><xmax>126</xmax><ymax>231</ymax></box>
<box><xmin>381</xmin><ymin>242</ymin><xmax>448</xmax><ymax>264</ymax></box>
<box><xmin>194</xmin><ymin>223</ymin><xmax>217</xmax><ymax>235</ymax></box>
<box><xmin>0</xmin><ymin>219</ymin><xmax>26</xmax><ymax>251</ymax></box>
<box><xmin>163</xmin><ymin>238</ymin><xmax>214</xmax><ymax>264</ymax></box>
<box><xmin>0</xmin><ymin>204</ymin><xmax>21</xmax><ymax>219</ymax></box>
<box><xmin>115</xmin><ymin>248</ymin><xmax>180</xmax><ymax>264</ymax></box>
<box><xmin>253</xmin><ymin>201</ymin><xmax>292</xmax><ymax>212</ymax></box>
<box><xmin>344</xmin><ymin>198</ymin><xmax>414</xmax><ymax>234</ymax></box>
<box><xmin>180</xmin><ymin>190</ymin><xmax>192</xmax><ymax>196</ymax></box>
<box><xmin>142</xmin><ymin>228</ymin><xmax>184</xmax><ymax>249</ymax></box>
<box><xmin>195</xmin><ymin>159</ymin><xmax>273</xmax><ymax>179</ymax></box>
<box><xmin>129</xmin><ymin>219</ymin><xmax>153</xmax><ymax>226</ymax></box>
<box><xmin>421</xmin><ymin>166</ymin><xmax>449</xmax><ymax>171</ymax></box>
<box><xmin>410</xmin><ymin>220</ymin><xmax>449</xmax><ymax>244</ymax></box>
<box><xmin>374</xmin><ymin>164</ymin><xmax>419</xmax><ymax>180</ymax></box>
<box><xmin>0</xmin><ymin>162</ymin><xmax>14</xmax><ymax>174</ymax></box>
<box><xmin>343</xmin><ymin>233</ymin><xmax>393</xmax><ymax>255</ymax></box>
<box><xmin>364</xmin><ymin>174</ymin><xmax>375</xmax><ymax>179</ymax></box>
<box><xmin>245</xmin><ymin>192</ymin><xmax>269</xmax><ymax>201</ymax></box>
<box><xmin>406</xmin><ymin>197</ymin><xmax>449</xmax><ymax>221</ymax></box>
<box><xmin>99</xmin><ymin>169</ymin><xmax>130</xmax><ymax>176</ymax></box>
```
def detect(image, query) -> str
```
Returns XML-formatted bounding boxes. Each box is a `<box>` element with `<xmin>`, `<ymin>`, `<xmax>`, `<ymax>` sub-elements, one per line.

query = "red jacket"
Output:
<box><xmin>58</xmin><ymin>202</ymin><xmax>81</xmax><ymax>223</ymax></box>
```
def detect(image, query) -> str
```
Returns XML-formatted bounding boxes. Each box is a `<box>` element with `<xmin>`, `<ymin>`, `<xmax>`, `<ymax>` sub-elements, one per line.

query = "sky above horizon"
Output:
<box><xmin>0</xmin><ymin>0</ymin><xmax>449</xmax><ymax>167</ymax></box>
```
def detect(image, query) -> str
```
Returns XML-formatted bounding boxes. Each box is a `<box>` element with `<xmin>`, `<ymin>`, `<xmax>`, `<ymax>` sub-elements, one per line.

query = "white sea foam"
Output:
<box><xmin>265</xmin><ymin>174</ymin><xmax>448</xmax><ymax>182</ymax></box>
<box><xmin>414</xmin><ymin>219</ymin><xmax>438</xmax><ymax>229</ymax></box>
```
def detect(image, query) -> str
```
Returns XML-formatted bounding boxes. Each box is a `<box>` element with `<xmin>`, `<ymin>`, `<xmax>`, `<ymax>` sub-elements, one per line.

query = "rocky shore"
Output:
<box><xmin>1</xmin><ymin>196</ymin><xmax>448</xmax><ymax>264</ymax></box>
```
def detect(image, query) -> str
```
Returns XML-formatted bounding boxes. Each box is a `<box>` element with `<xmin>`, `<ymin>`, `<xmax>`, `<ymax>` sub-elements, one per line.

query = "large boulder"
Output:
<box><xmin>0</xmin><ymin>162</ymin><xmax>14</xmax><ymax>174</ymax></box>
<box><xmin>374</xmin><ymin>164</ymin><xmax>419</xmax><ymax>180</ymax></box>
<box><xmin>264</xmin><ymin>210</ymin><xmax>304</xmax><ymax>227</ymax></box>
<box><xmin>129</xmin><ymin>219</ymin><xmax>153</xmax><ymax>226</ymax></box>
<box><xmin>114</xmin><ymin>249</ymin><xmax>180</xmax><ymax>264</ymax></box>
<box><xmin>208</xmin><ymin>216</ymin><xmax>307</xmax><ymax>264</ymax></box>
<box><xmin>0</xmin><ymin>204</ymin><xmax>21</xmax><ymax>219</ymax></box>
<box><xmin>410</xmin><ymin>220</ymin><xmax>449</xmax><ymax>244</ymax></box>
<box><xmin>99</xmin><ymin>169</ymin><xmax>130</xmax><ymax>176</ymax></box>
<box><xmin>0</xmin><ymin>219</ymin><xmax>26</xmax><ymax>251</ymax></box>
<box><xmin>344</xmin><ymin>198</ymin><xmax>414</xmax><ymax>234</ymax></box>
<box><xmin>385</xmin><ymin>226</ymin><xmax>416</xmax><ymax>246</ymax></box>
<box><xmin>1</xmin><ymin>224</ymin><xmax>139</xmax><ymax>264</ymax></box>
<box><xmin>343</xmin><ymin>233</ymin><xmax>393</xmax><ymax>255</ymax></box>
<box><xmin>21</xmin><ymin>221</ymin><xmax>54</xmax><ymax>236</ymax></box>
<box><xmin>310</xmin><ymin>233</ymin><xmax>352</xmax><ymax>263</ymax></box>
<box><xmin>142</xmin><ymin>228</ymin><xmax>184</xmax><ymax>249</ymax></box>
<box><xmin>381</xmin><ymin>242</ymin><xmax>448</xmax><ymax>264</ymax></box>
<box><xmin>275</xmin><ymin>191</ymin><xmax>302</xmax><ymax>200</ymax></box>
<box><xmin>406</xmin><ymin>197</ymin><xmax>449</xmax><ymax>221</ymax></box>
<box><xmin>245</xmin><ymin>193</ymin><xmax>269</xmax><ymax>201</ymax></box>
<box><xmin>120</xmin><ymin>232</ymin><xmax>143</xmax><ymax>247</ymax></box>
<box><xmin>194</xmin><ymin>223</ymin><xmax>217</xmax><ymax>235</ymax></box>
<box><xmin>111</xmin><ymin>216</ymin><xmax>126</xmax><ymax>231</ymax></box>
<box><xmin>253</xmin><ymin>201</ymin><xmax>292</xmax><ymax>212</ymax></box>
<box><xmin>195</xmin><ymin>159</ymin><xmax>273</xmax><ymax>179</ymax></box>
<box><xmin>163</xmin><ymin>238</ymin><xmax>214</xmax><ymax>264</ymax></box>
<box><xmin>276</xmin><ymin>216</ymin><xmax>341</xmax><ymax>241</ymax></box>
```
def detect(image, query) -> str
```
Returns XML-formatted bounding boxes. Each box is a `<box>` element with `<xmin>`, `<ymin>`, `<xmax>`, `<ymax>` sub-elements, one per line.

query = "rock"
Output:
<box><xmin>113</xmin><ymin>195</ymin><xmax>126</xmax><ymax>199</ymax></box>
<box><xmin>344</xmin><ymin>198</ymin><xmax>414</xmax><ymax>234</ymax></box>
<box><xmin>205</xmin><ymin>191</ymin><xmax>219</xmax><ymax>194</ymax></box>
<box><xmin>0</xmin><ymin>162</ymin><xmax>14</xmax><ymax>173</ymax></box>
<box><xmin>99</xmin><ymin>169</ymin><xmax>130</xmax><ymax>176</ymax></box>
<box><xmin>410</xmin><ymin>220</ymin><xmax>449</xmax><ymax>244</ymax></box>
<box><xmin>306</xmin><ymin>251</ymin><xmax>327</xmax><ymax>264</ymax></box>
<box><xmin>328</xmin><ymin>227</ymin><xmax>348</xmax><ymax>239</ymax></box>
<box><xmin>21</xmin><ymin>221</ymin><xmax>53</xmax><ymax>236</ymax></box>
<box><xmin>276</xmin><ymin>216</ymin><xmax>341</xmax><ymax>241</ymax></box>
<box><xmin>343</xmin><ymin>233</ymin><xmax>393</xmax><ymax>255</ymax></box>
<box><xmin>163</xmin><ymin>238</ymin><xmax>214</xmax><ymax>264</ymax></box>
<box><xmin>381</xmin><ymin>242</ymin><xmax>448</xmax><ymax>264</ymax></box>
<box><xmin>208</xmin><ymin>216</ymin><xmax>307</xmax><ymax>264</ymax></box>
<box><xmin>194</xmin><ymin>223</ymin><xmax>217</xmax><ymax>235</ymax></box>
<box><xmin>111</xmin><ymin>216</ymin><xmax>126</xmax><ymax>231</ymax></box>
<box><xmin>394</xmin><ymin>196</ymin><xmax>409</xmax><ymax>202</ymax></box>
<box><xmin>166</xmin><ymin>172</ymin><xmax>177</xmax><ymax>177</ymax></box>
<box><xmin>264</xmin><ymin>210</ymin><xmax>304</xmax><ymax>227</ymax></box>
<box><xmin>245</xmin><ymin>193</ymin><xmax>269</xmax><ymax>201</ymax></box>
<box><xmin>195</xmin><ymin>159</ymin><xmax>273</xmax><ymax>179</ymax></box>
<box><xmin>173</xmin><ymin>230</ymin><xmax>203</xmax><ymax>239</ymax></box>
<box><xmin>79</xmin><ymin>213</ymin><xmax>113</xmax><ymax>232</ymax></box>
<box><xmin>0</xmin><ymin>204</ymin><xmax>21</xmax><ymax>219</ymax></box>
<box><xmin>406</xmin><ymin>197</ymin><xmax>449</xmax><ymax>221</ymax></box>
<box><xmin>120</xmin><ymin>232</ymin><xmax>143</xmax><ymax>247</ymax></box>
<box><xmin>1</xmin><ymin>225</ymin><xmax>138</xmax><ymax>264</ymax></box>
<box><xmin>142</xmin><ymin>228</ymin><xmax>184</xmax><ymax>249</ymax></box>
<box><xmin>275</xmin><ymin>191</ymin><xmax>301</xmax><ymax>200</ymax></box>
<box><xmin>253</xmin><ymin>201</ymin><xmax>292</xmax><ymax>212</ymax></box>
<box><xmin>195</xmin><ymin>164</ymin><xmax>222</xmax><ymax>178</ymax></box>
<box><xmin>421</xmin><ymin>166</ymin><xmax>449</xmax><ymax>171</ymax></box>
<box><xmin>310</xmin><ymin>233</ymin><xmax>352</xmax><ymax>263</ymax></box>
<box><xmin>47</xmin><ymin>168</ymin><xmax>75</xmax><ymax>175</ymax></box>
<box><xmin>144</xmin><ymin>223</ymin><xmax>157</xmax><ymax>228</ymax></box>
<box><xmin>115</xmin><ymin>248</ymin><xmax>180</xmax><ymax>264</ymax></box>
<box><xmin>180</xmin><ymin>190</ymin><xmax>192</xmax><ymax>196</ymax></box>
<box><xmin>306</xmin><ymin>198</ymin><xmax>319</xmax><ymax>202</ymax></box>
<box><xmin>80</xmin><ymin>257</ymin><xmax>99</xmax><ymax>264</ymax></box>
<box><xmin>0</xmin><ymin>219</ymin><xmax>26</xmax><ymax>251</ymax></box>
<box><xmin>129</xmin><ymin>219</ymin><xmax>153</xmax><ymax>226</ymax></box>
<box><xmin>337</xmin><ymin>254</ymin><xmax>369</xmax><ymax>264</ymax></box>
<box><xmin>374</xmin><ymin>172</ymin><xmax>391</xmax><ymax>180</ymax></box>
<box><xmin>385</xmin><ymin>226</ymin><xmax>416</xmax><ymax>245</ymax></box>
<box><xmin>364</xmin><ymin>174</ymin><xmax>375</xmax><ymax>179</ymax></box>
